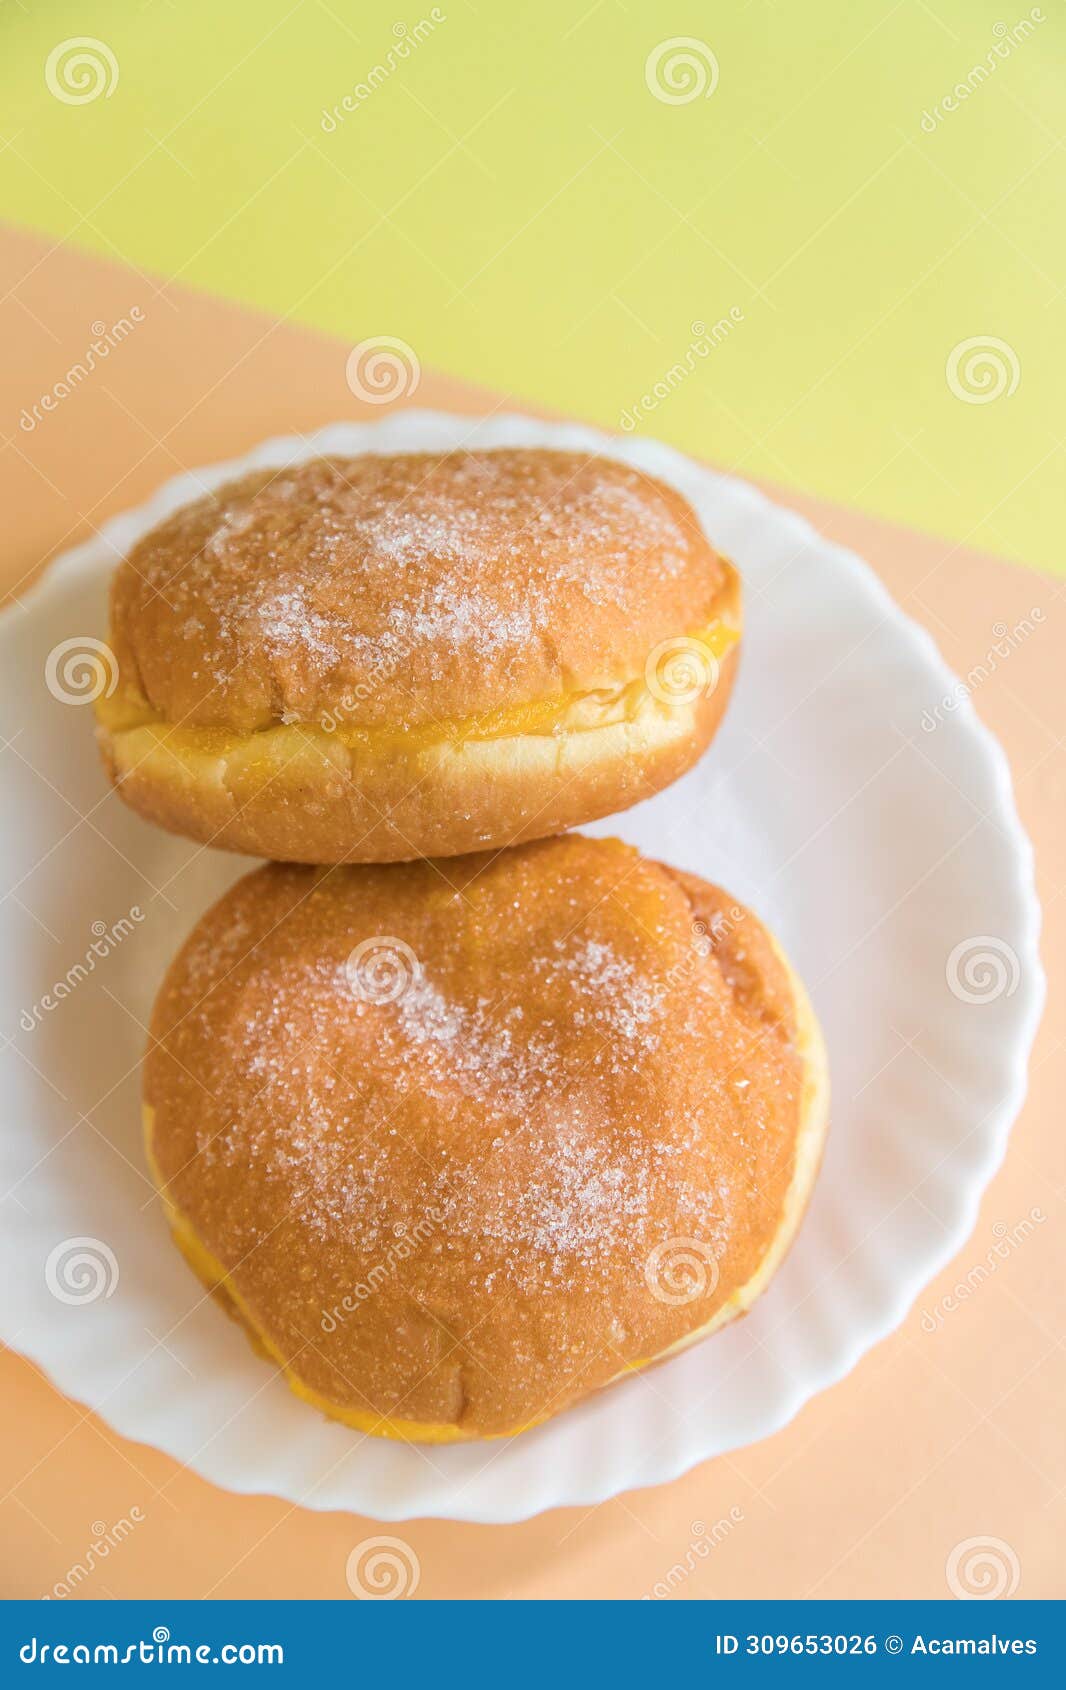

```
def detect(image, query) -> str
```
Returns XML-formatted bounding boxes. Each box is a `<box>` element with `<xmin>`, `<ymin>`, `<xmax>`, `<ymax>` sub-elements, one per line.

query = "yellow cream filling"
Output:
<box><xmin>97</xmin><ymin>617</ymin><xmax>740</xmax><ymax>757</ymax></box>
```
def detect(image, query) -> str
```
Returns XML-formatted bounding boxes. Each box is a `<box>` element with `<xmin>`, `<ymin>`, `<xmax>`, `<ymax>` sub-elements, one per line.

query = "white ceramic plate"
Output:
<box><xmin>0</xmin><ymin>412</ymin><xmax>1043</xmax><ymax>1523</ymax></box>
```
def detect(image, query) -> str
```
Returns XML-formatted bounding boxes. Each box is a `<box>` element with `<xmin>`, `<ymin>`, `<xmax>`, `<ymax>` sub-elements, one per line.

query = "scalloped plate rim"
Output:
<box><xmin>0</xmin><ymin>410</ymin><xmax>1045</xmax><ymax>1523</ymax></box>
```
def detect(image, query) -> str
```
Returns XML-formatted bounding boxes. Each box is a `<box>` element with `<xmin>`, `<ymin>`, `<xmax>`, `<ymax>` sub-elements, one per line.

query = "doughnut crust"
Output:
<box><xmin>96</xmin><ymin>450</ymin><xmax>741</xmax><ymax>862</ymax></box>
<box><xmin>144</xmin><ymin>835</ymin><xmax>828</xmax><ymax>1441</ymax></box>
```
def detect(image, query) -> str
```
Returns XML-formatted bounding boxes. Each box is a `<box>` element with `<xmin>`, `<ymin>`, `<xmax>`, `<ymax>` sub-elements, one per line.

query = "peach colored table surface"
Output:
<box><xmin>0</xmin><ymin>225</ymin><xmax>1062</xmax><ymax>1601</ymax></box>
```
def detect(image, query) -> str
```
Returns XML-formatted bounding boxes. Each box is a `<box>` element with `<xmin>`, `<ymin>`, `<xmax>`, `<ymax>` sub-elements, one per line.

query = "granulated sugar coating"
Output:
<box><xmin>146</xmin><ymin>835</ymin><xmax>812</xmax><ymax>1437</ymax></box>
<box><xmin>110</xmin><ymin>449</ymin><xmax>730</xmax><ymax>733</ymax></box>
<box><xmin>98</xmin><ymin>449</ymin><xmax>744</xmax><ymax>870</ymax></box>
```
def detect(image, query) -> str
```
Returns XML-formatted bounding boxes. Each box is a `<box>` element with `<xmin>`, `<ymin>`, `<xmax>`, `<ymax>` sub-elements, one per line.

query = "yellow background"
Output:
<box><xmin>1</xmin><ymin>0</ymin><xmax>1063</xmax><ymax>574</ymax></box>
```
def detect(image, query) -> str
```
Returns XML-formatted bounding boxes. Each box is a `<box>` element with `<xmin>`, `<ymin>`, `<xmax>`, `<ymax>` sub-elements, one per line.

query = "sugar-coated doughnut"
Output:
<box><xmin>96</xmin><ymin>450</ymin><xmax>741</xmax><ymax>862</ymax></box>
<box><xmin>144</xmin><ymin>835</ymin><xmax>827</xmax><ymax>1441</ymax></box>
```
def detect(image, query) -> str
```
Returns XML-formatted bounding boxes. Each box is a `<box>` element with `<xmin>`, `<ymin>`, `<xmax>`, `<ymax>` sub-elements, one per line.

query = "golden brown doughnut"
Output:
<box><xmin>144</xmin><ymin>835</ymin><xmax>828</xmax><ymax>1441</ymax></box>
<box><xmin>96</xmin><ymin>450</ymin><xmax>741</xmax><ymax>862</ymax></box>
